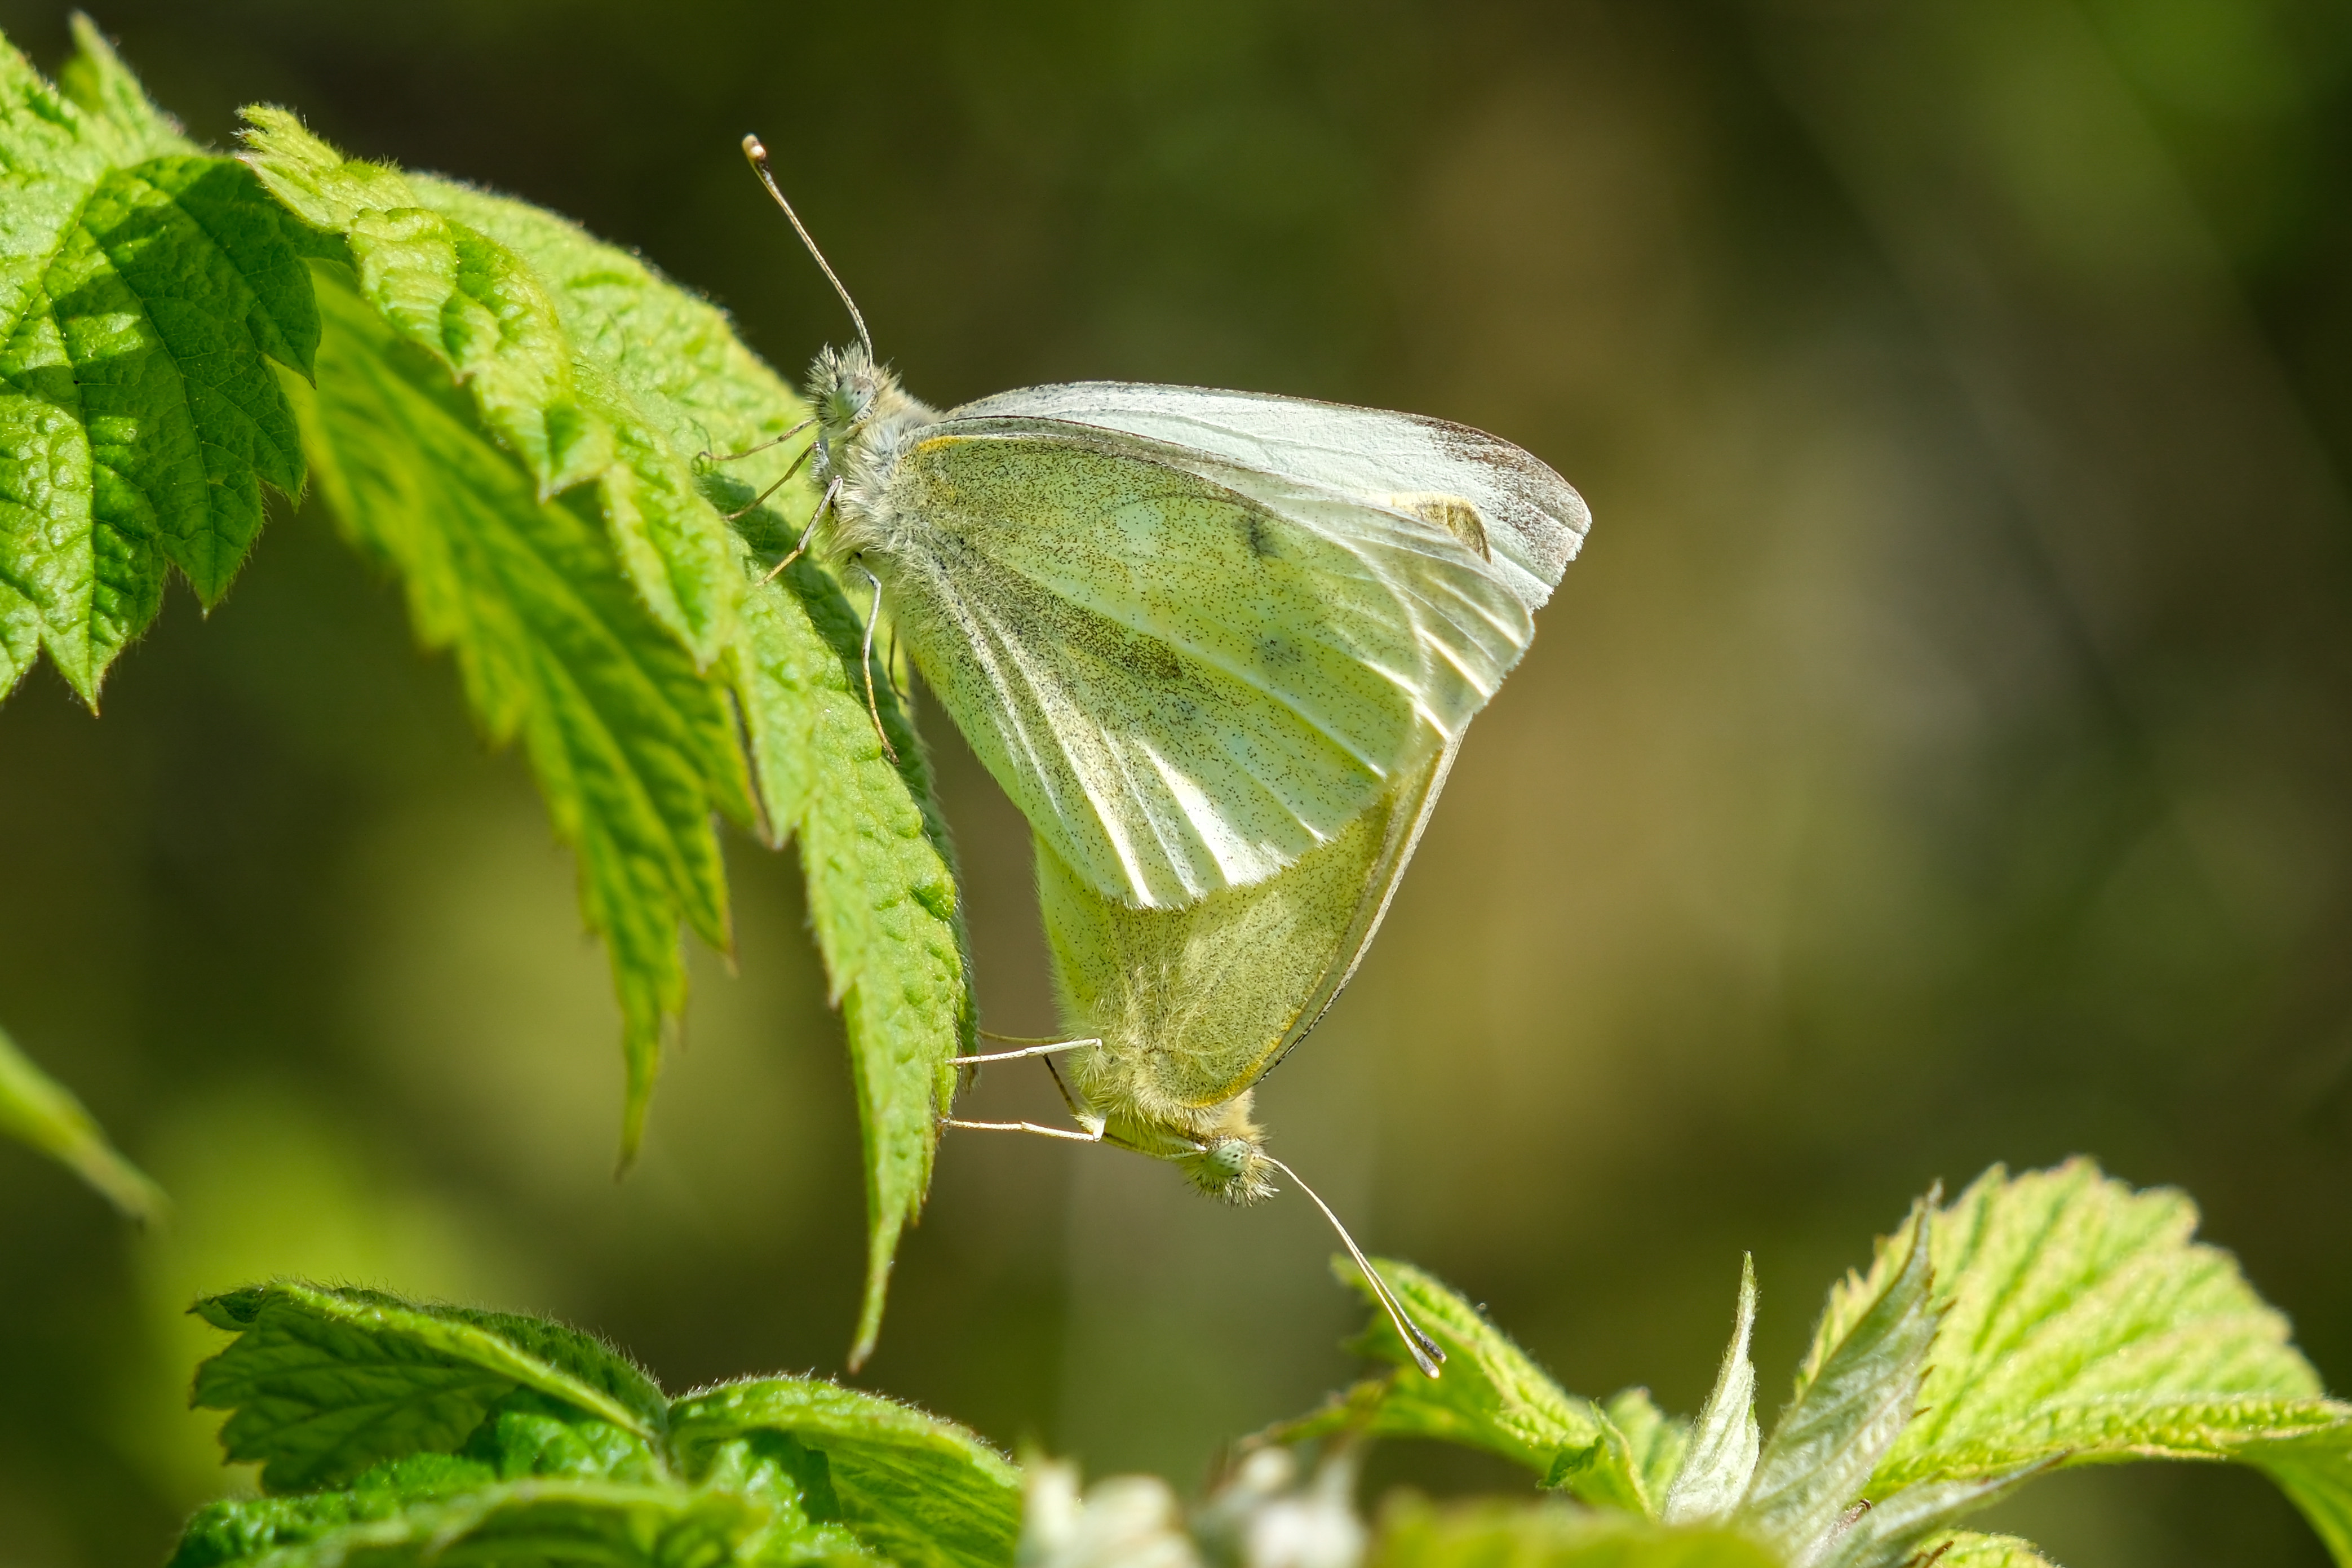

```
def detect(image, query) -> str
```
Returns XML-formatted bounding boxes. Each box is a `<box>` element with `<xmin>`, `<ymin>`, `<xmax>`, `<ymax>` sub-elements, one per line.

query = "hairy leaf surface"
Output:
<box><xmin>191</xmin><ymin>1282</ymin><xmax>663</xmax><ymax>1491</ymax></box>
<box><xmin>1662</xmin><ymin>1256</ymin><xmax>1759</xmax><ymax>1524</ymax></box>
<box><xmin>1289</xmin><ymin>1259</ymin><xmax>1652</xmax><ymax>1514</ymax></box>
<box><xmin>245</xmin><ymin>113</ymin><xmax>969</xmax><ymax>1338</ymax></box>
<box><xmin>671</xmin><ymin>1377</ymin><xmax>1019</xmax><ymax>1568</ymax></box>
<box><xmin>1738</xmin><ymin>1203</ymin><xmax>1936</xmax><ymax>1558</ymax></box>
<box><xmin>1372</xmin><ymin>1498</ymin><xmax>1780</xmax><ymax>1568</ymax></box>
<box><xmin>1928</xmin><ymin>1535</ymin><xmax>2059</xmax><ymax>1568</ymax></box>
<box><xmin>1814</xmin><ymin>1162</ymin><xmax>2352</xmax><ymax>1493</ymax></box>
<box><xmin>407</xmin><ymin>170</ymin><xmax>969</xmax><ymax>1362</ymax></box>
<box><xmin>0</xmin><ymin>21</ymin><xmax>314</xmax><ymax>702</ymax></box>
<box><xmin>287</xmin><ymin>267</ymin><xmax>747</xmax><ymax>1158</ymax></box>
<box><xmin>172</xmin><ymin>1478</ymin><xmax>769</xmax><ymax>1568</ymax></box>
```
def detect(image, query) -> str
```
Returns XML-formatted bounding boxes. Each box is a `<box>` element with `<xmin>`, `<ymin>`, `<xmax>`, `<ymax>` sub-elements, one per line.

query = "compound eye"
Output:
<box><xmin>1204</xmin><ymin>1139</ymin><xmax>1251</xmax><ymax>1177</ymax></box>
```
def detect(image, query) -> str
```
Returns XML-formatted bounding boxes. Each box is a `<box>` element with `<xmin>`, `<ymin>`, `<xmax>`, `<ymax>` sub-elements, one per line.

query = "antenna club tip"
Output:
<box><xmin>742</xmin><ymin>134</ymin><xmax>769</xmax><ymax>163</ymax></box>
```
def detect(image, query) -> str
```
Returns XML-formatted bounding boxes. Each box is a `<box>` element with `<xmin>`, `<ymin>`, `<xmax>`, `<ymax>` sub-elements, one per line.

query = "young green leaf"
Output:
<box><xmin>670</xmin><ymin>1377</ymin><xmax>1020</xmax><ymax>1568</ymax></box>
<box><xmin>286</xmin><ymin>266</ymin><xmax>750</xmax><ymax>1161</ymax></box>
<box><xmin>0</xmin><ymin>26</ymin><xmax>316</xmax><ymax>703</ymax></box>
<box><xmin>2245</xmin><ymin>1424</ymin><xmax>2352</xmax><ymax>1565</ymax></box>
<box><xmin>1607</xmin><ymin>1388</ymin><xmax>1692</xmax><ymax>1520</ymax></box>
<box><xmin>1662</xmin><ymin>1256</ymin><xmax>1759</xmax><ymax>1524</ymax></box>
<box><xmin>0</xmin><ymin>1020</ymin><xmax>164</xmax><ymax>1220</ymax></box>
<box><xmin>1808</xmin><ymin>1465</ymin><xmax>2048</xmax><ymax>1568</ymax></box>
<box><xmin>176</xmin><ymin>1478</ymin><xmax>770</xmax><ymax>1568</ymax></box>
<box><xmin>170</xmin><ymin>1452</ymin><xmax>499</xmax><ymax>1567</ymax></box>
<box><xmin>1735</xmin><ymin>1201</ymin><xmax>1935</xmax><ymax>1562</ymax></box>
<box><xmin>1371</xmin><ymin>1498</ymin><xmax>1782</xmax><ymax>1568</ymax></box>
<box><xmin>1291</xmin><ymin>1259</ymin><xmax>1653</xmax><ymax>1514</ymax></box>
<box><xmin>1926</xmin><ymin>1535</ymin><xmax>2058</xmax><ymax>1568</ymax></box>
<box><xmin>1837</xmin><ymin>1162</ymin><xmax>2352</xmax><ymax>1491</ymax></box>
<box><xmin>191</xmin><ymin>1281</ymin><xmax>664</xmax><ymax>1491</ymax></box>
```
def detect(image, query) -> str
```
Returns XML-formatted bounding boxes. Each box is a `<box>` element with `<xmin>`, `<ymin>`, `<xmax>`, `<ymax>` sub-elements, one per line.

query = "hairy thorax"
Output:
<box><xmin>805</xmin><ymin>343</ymin><xmax>937</xmax><ymax>565</ymax></box>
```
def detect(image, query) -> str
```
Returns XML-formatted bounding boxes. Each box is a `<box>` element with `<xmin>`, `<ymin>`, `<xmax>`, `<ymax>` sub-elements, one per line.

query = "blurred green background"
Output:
<box><xmin>2</xmin><ymin>0</ymin><xmax>2350</xmax><ymax>1562</ymax></box>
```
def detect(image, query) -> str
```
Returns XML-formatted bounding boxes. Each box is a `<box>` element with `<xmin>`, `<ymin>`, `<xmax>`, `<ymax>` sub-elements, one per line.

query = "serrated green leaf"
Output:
<box><xmin>1371</xmin><ymin>1498</ymin><xmax>1784</xmax><ymax>1568</ymax></box>
<box><xmin>1825</xmin><ymin>1162</ymin><xmax>2352</xmax><ymax>1492</ymax></box>
<box><xmin>289</xmin><ymin>265</ymin><xmax>748</xmax><ymax>1159</ymax></box>
<box><xmin>1737</xmin><ymin>1202</ymin><xmax>1935</xmax><ymax>1562</ymax></box>
<box><xmin>1294</xmin><ymin>1259</ymin><xmax>1651</xmax><ymax>1514</ymax></box>
<box><xmin>402</xmin><ymin>175</ymin><xmax>758</xmax><ymax>667</ymax></box>
<box><xmin>670</xmin><ymin>1377</ymin><xmax>1018</xmax><ymax>1568</ymax></box>
<box><xmin>1663</xmin><ymin>1256</ymin><xmax>1759</xmax><ymax>1525</ymax></box>
<box><xmin>1608</xmin><ymin>1389</ymin><xmax>1691</xmax><ymax>1522</ymax></box>
<box><xmin>1809</xmin><ymin>1465</ymin><xmax>2047</xmax><ymax>1568</ymax></box>
<box><xmin>169</xmin><ymin>1453</ymin><xmax>500</xmax><ymax>1567</ymax></box>
<box><xmin>401</xmin><ymin>172</ymin><xmax>973</xmax><ymax>1364</ymax></box>
<box><xmin>239</xmin><ymin>113</ymin><xmax>738</xmax><ymax>668</ymax></box>
<box><xmin>177</xmin><ymin>1478</ymin><xmax>770</xmax><ymax>1568</ymax></box>
<box><xmin>241</xmin><ymin>113</ymin><xmax>969</xmax><ymax>1325</ymax></box>
<box><xmin>0</xmin><ymin>36</ymin><xmax>313</xmax><ymax>702</ymax></box>
<box><xmin>735</xmin><ymin>555</ymin><xmax>968</xmax><ymax>1369</ymax></box>
<box><xmin>1926</xmin><ymin>1534</ymin><xmax>2058</xmax><ymax>1568</ymax></box>
<box><xmin>0</xmin><ymin>1018</ymin><xmax>163</xmax><ymax>1220</ymax></box>
<box><xmin>191</xmin><ymin>1281</ymin><xmax>663</xmax><ymax>1491</ymax></box>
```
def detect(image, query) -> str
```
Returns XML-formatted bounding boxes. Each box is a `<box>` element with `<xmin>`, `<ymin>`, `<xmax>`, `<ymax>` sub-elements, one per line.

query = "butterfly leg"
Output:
<box><xmin>939</xmin><ymin>1117</ymin><xmax>1105</xmax><ymax>1144</ymax></box>
<box><xmin>725</xmin><ymin>441</ymin><xmax>821</xmax><ymax>524</ymax></box>
<box><xmin>757</xmin><ymin>476</ymin><xmax>839</xmax><ymax>582</ymax></box>
<box><xmin>697</xmin><ymin>414</ymin><xmax>814</xmax><ymax>467</ymax></box>
<box><xmin>951</xmin><ymin>1035</ymin><xmax>1101</xmax><ymax>1066</ymax></box>
<box><xmin>855</xmin><ymin>560</ymin><xmax>900</xmax><ymax>764</ymax></box>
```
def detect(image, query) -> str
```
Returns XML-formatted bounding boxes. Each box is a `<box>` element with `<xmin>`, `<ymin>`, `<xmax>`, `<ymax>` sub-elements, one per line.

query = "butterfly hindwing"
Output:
<box><xmin>1039</xmin><ymin>736</ymin><xmax>1455</xmax><ymax>1115</ymax></box>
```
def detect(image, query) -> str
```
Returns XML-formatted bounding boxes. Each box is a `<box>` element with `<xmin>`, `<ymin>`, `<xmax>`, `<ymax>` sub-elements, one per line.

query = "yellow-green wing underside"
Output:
<box><xmin>877</xmin><ymin>429</ymin><xmax>1525</xmax><ymax>909</ymax></box>
<box><xmin>1039</xmin><ymin>736</ymin><xmax>1458</xmax><ymax>1112</ymax></box>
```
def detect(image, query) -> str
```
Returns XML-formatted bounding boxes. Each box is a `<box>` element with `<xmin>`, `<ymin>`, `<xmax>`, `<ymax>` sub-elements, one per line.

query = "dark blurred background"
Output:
<box><xmin>2</xmin><ymin>0</ymin><xmax>2350</xmax><ymax>1562</ymax></box>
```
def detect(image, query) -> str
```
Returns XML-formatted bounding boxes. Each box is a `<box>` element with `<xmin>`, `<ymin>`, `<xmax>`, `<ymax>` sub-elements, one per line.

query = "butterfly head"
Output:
<box><xmin>809</xmin><ymin>342</ymin><xmax>884</xmax><ymax>441</ymax></box>
<box><xmin>1176</xmin><ymin>1131</ymin><xmax>1275</xmax><ymax>1204</ymax></box>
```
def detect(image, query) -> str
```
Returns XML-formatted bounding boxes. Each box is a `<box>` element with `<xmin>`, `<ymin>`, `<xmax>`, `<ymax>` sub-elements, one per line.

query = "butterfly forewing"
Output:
<box><xmin>942</xmin><ymin>383</ymin><xmax>1589</xmax><ymax>617</ymax></box>
<box><xmin>880</xmin><ymin>429</ymin><xmax>1478</xmax><ymax>907</ymax></box>
<box><xmin>880</xmin><ymin>421</ymin><xmax>1538</xmax><ymax>908</ymax></box>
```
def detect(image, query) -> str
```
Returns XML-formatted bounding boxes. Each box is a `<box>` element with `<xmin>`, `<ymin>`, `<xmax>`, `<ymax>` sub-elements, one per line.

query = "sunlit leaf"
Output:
<box><xmin>171</xmin><ymin>1477</ymin><xmax>770</xmax><ymax>1568</ymax></box>
<box><xmin>1736</xmin><ymin>1201</ymin><xmax>1934</xmax><ymax>1560</ymax></box>
<box><xmin>1926</xmin><ymin>1534</ymin><xmax>2059</xmax><ymax>1568</ymax></box>
<box><xmin>191</xmin><ymin>1281</ymin><xmax>664</xmax><ymax>1491</ymax></box>
<box><xmin>245</xmin><ymin>116</ymin><xmax>971</xmax><ymax>1343</ymax></box>
<box><xmin>1371</xmin><ymin>1497</ymin><xmax>1782</xmax><ymax>1568</ymax></box>
<box><xmin>419</xmin><ymin>167</ymin><xmax>973</xmax><ymax>1366</ymax></box>
<box><xmin>1808</xmin><ymin>1467</ymin><xmax>2047</xmax><ymax>1568</ymax></box>
<box><xmin>1608</xmin><ymin>1388</ymin><xmax>1692</xmax><ymax>1521</ymax></box>
<box><xmin>671</xmin><ymin>1377</ymin><xmax>1019</xmax><ymax>1568</ymax></box>
<box><xmin>0</xmin><ymin>1020</ymin><xmax>163</xmax><ymax>1220</ymax></box>
<box><xmin>284</xmin><ymin>267</ymin><xmax>748</xmax><ymax>1160</ymax></box>
<box><xmin>1661</xmin><ymin>1256</ymin><xmax>1759</xmax><ymax>1524</ymax></box>
<box><xmin>1833</xmin><ymin>1161</ymin><xmax>2352</xmax><ymax>1490</ymax></box>
<box><xmin>1283</xmin><ymin>1258</ymin><xmax>1653</xmax><ymax>1514</ymax></box>
<box><xmin>0</xmin><ymin>23</ymin><xmax>313</xmax><ymax>703</ymax></box>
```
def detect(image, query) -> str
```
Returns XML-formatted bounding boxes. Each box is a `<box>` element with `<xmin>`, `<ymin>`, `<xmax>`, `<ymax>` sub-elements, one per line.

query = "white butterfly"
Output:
<box><xmin>734</xmin><ymin>138</ymin><xmax>1588</xmax><ymax>1374</ymax></box>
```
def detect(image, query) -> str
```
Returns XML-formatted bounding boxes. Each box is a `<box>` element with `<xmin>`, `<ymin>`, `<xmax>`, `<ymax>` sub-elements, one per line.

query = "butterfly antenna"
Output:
<box><xmin>1262</xmin><ymin>1153</ymin><xmax>1444</xmax><ymax>1378</ymax></box>
<box><xmin>742</xmin><ymin>135</ymin><xmax>874</xmax><ymax>362</ymax></box>
<box><xmin>856</xmin><ymin>561</ymin><xmax>900</xmax><ymax>764</ymax></box>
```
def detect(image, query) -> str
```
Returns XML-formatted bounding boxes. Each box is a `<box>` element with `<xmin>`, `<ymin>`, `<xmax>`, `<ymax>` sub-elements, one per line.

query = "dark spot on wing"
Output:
<box><xmin>1243</xmin><ymin>512</ymin><xmax>1275</xmax><ymax>560</ymax></box>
